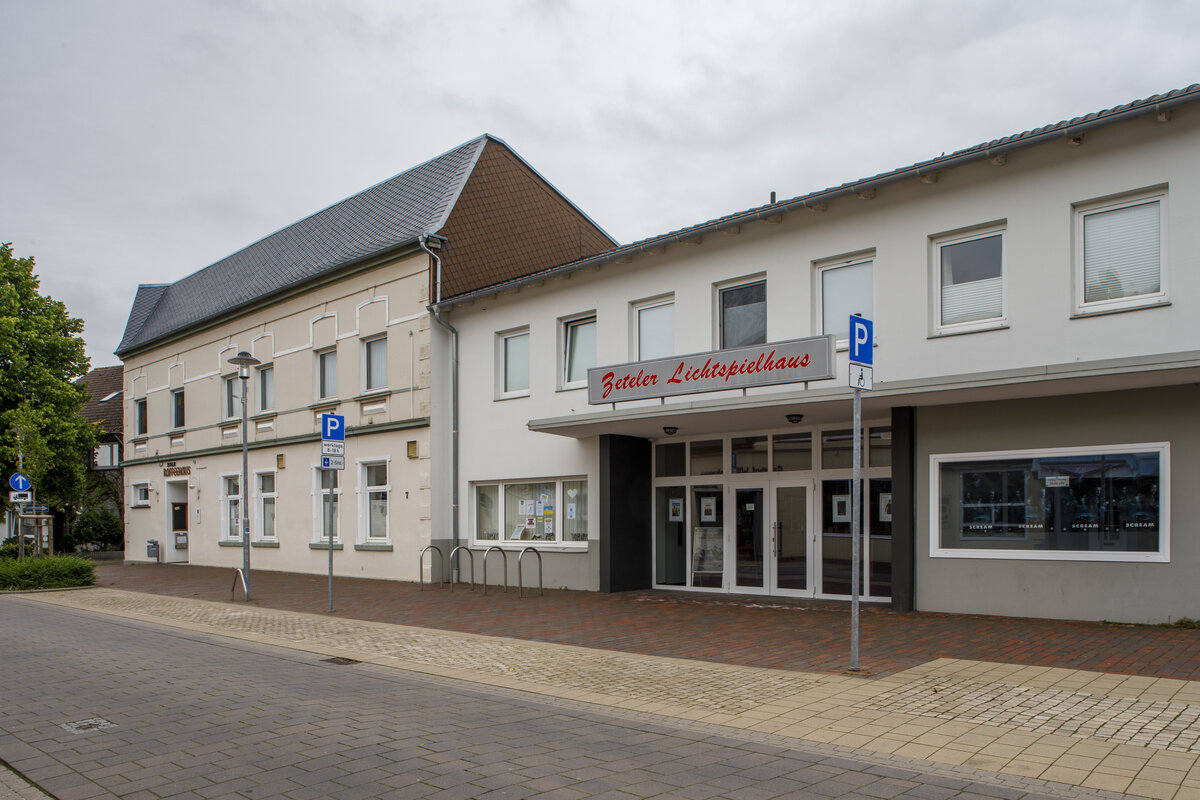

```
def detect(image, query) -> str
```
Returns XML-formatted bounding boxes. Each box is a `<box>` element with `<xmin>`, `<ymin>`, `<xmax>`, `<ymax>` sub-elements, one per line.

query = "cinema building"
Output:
<box><xmin>431</xmin><ymin>85</ymin><xmax>1200</xmax><ymax>623</ymax></box>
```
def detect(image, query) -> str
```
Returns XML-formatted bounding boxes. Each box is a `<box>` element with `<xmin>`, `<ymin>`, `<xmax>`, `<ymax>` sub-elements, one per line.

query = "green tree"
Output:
<box><xmin>0</xmin><ymin>243</ymin><xmax>96</xmax><ymax>516</ymax></box>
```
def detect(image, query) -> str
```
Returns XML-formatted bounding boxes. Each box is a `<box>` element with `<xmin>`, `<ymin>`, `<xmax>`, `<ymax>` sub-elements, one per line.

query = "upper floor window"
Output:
<box><xmin>93</xmin><ymin>443</ymin><xmax>121</xmax><ymax>468</ymax></box>
<box><xmin>171</xmin><ymin>389</ymin><xmax>185</xmax><ymax>429</ymax></box>
<box><xmin>499</xmin><ymin>329</ymin><xmax>530</xmax><ymax>397</ymax></box>
<box><xmin>258</xmin><ymin>365</ymin><xmax>274</xmax><ymax>412</ymax></box>
<box><xmin>562</xmin><ymin>315</ymin><xmax>596</xmax><ymax>388</ymax></box>
<box><xmin>819</xmin><ymin>258</ymin><xmax>873</xmax><ymax>343</ymax></box>
<box><xmin>636</xmin><ymin>299</ymin><xmax>674</xmax><ymax>361</ymax></box>
<box><xmin>135</xmin><ymin>398</ymin><xmax>148</xmax><ymax>436</ymax></box>
<box><xmin>719</xmin><ymin>281</ymin><xmax>766</xmax><ymax>349</ymax></box>
<box><xmin>1075</xmin><ymin>189</ymin><xmax>1166</xmax><ymax>315</ymax></box>
<box><xmin>223</xmin><ymin>376</ymin><xmax>238</xmax><ymax>419</ymax></box>
<box><xmin>364</xmin><ymin>337</ymin><xmax>387</xmax><ymax>392</ymax></box>
<box><xmin>317</xmin><ymin>348</ymin><xmax>338</xmax><ymax>400</ymax></box>
<box><xmin>934</xmin><ymin>226</ymin><xmax>1005</xmax><ymax>332</ymax></box>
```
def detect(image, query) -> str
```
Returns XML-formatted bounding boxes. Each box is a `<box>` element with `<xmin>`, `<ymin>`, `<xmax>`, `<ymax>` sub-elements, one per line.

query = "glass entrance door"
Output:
<box><xmin>773</xmin><ymin>483</ymin><xmax>811</xmax><ymax>595</ymax></box>
<box><xmin>733</xmin><ymin>481</ymin><xmax>813</xmax><ymax>596</ymax></box>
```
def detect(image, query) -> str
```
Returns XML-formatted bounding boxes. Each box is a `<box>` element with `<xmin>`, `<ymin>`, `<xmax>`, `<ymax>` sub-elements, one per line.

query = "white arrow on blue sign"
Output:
<box><xmin>849</xmin><ymin>316</ymin><xmax>873</xmax><ymax>367</ymax></box>
<box><xmin>9</xmin><ymin>473</ymin><xmax>31</xmax><ymax>492</ymax></box>
<box><xmin>321</xmin><ymin>414</ymin><xmax>345</xmax><ymax>442</ymax></box>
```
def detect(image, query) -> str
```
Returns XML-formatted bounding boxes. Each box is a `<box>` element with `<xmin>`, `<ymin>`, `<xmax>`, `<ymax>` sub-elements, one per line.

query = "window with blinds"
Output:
<box><xmin>937</xmin><ymin>230</ymin><xmax>1004</xmax><ymax>328</ymax></box>
<box><xmin>1075</xmin><ymin>191</ymin><xmax>1166</xmax><ymax>314</ymax></box>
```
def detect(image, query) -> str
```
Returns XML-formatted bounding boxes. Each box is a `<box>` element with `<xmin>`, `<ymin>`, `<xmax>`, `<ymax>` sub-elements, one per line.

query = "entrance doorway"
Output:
<box><xmin>733</xmin><ymin>481</ymin><xmax>813</xmax><ymax>597</ymax></box>
<box><xmin>164</xmin><ymin>479</ymin><xmax>190</xmax><ymax>564</ymax></box>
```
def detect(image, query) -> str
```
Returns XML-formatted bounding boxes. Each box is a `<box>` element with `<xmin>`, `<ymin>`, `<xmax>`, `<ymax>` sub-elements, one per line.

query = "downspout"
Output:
<box><xmin>421</xmin><ymin>233</ymin><xmax>459</xmax><ymax>582</ymax></box>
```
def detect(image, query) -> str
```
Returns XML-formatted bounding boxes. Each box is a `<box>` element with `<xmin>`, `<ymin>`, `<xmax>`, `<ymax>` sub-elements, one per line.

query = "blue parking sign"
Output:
<box><xmin>849</xmin><ymin>316</ymin><xmax>873</xmax><ymax>366</ymax></box>
<box><xmin>321</xmin><ymin>414</ymin><xmax>345</xmax><ymax>442</ymax></box>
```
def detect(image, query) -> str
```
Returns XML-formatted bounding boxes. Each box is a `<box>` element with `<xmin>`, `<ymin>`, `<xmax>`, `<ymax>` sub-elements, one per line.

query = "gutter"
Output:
<box><xmin>422</xmin><ymin>234</ymin><xmax>460</xmax><ymax>581</ymax></box>
<box><xmin>440</xmin><ymin>84</ymin><xmax>1200</xmax><ymax>308</ymax></box>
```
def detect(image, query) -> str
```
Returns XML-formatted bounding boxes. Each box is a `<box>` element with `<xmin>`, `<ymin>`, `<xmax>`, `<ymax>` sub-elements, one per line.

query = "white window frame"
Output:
<box><xmin>131</xmin><ymin>482</ymin><xmax>151</xmax><ymax>508</ymax></box>
<box><xmin>632</xmin><ymin>296</ymin><xmax>675</xmax><ymax>361</ymax></box>
<box><xmin>496</xmin><ymin>327</ymin><xmax>531</xmax><ymax>399</ymax></box>
<box><xmin>715</xmin><ymin>277</ymin><xmax>767</xmax><ymax>350</ymax></box>
<box><xmin>257</xmin><ymin>364</ymin><xmax>274</xmax><ymax>413</ymax></box>
<box><xmin>1073</xmin><ymin>188</ymin><xmax>1168</xmax><ymax>317</ymax></box>
<box><xmin>362</xmin><ymin>336</ymin><xmax>388</xmax><ymax>393</ymax></box>
<box><xmin>816</xmin><ymin>255</ymin><xmax>874</xmax><ymax>348</ymax></box>
<box><xmin>469</xmin><ymin>477</ymin><xmax>589</xmax><ymax>548</ymax></box>
<box><xmin>222</xmin><ymin>376</ymin><xmax>239</xmax><ymax>420</ymax></box>
<box><xmin>559</xmin><ymin>313</ymin><xmax>596</xmax><ymax>390</ymax></box>
<box><xmin>220</xmin><ymin>473</ymin><xmax>242</xmax><ymax>541</ymax></box>
<box><xmin>255</xmin><ymin>470</ymin><xmax>277</xmax><ymax>541</ymax></box>
<box><xmin>312</xmin><ymin>466</ymin><xmax>341</xmax><ymax>543</ymax></box>
<box><xmin>930</xmin><ymin>223</ymin><xmax>1007</xmax><ymax>336</ymax></box>
<box><xmin>358</xmin><ymin>458</ymin><xmax>390</xmax><ymax>542</ymax></box>
<box><xmin>316</xmin><ymin>348</ymin><xmax>338</xmax><ymax>401</ymax></box>
<box><xmin>134</xmin><ymin>398</ymin><xmax>148</xmax><ymax>436</ymax></box>
<box><xmin>171</xmin><ymin>388</ymin><xmax>186</xmax><ymax>429</ymax></box>
<box><xmin>929</xmin><ymin>442</ymin><xmax>1169</xmax><ymax>563</ymax></box>
<box><xmin>94</xmin><ymin>443</ymin><xmax>120</xmax><ymax>468</ymax></box>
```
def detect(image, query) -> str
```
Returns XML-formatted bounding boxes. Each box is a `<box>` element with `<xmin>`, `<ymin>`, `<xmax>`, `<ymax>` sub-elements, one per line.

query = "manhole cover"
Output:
<box><xmin>321</xmin><ymin>657</ymin><xmax>361</xmax><ymax>665</ymax></box>
<box><xmin>61</xmin><ymin>718</ymin><xmax>115</xmax><ymax>734</ymax></box>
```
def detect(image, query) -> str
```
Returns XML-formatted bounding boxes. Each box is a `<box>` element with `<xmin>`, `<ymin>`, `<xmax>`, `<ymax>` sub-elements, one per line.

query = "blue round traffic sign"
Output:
<box><xmin>9</xmin><ymin>473</ymin><xmax>31</xmax><ymax>492</ymax></box>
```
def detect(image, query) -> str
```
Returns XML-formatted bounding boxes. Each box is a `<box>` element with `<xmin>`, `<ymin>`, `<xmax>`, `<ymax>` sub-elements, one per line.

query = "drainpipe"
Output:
<box><xmin>421</xmin><ymin>233</ymin><xmax>459</xmax><ymax>582</ymax></box>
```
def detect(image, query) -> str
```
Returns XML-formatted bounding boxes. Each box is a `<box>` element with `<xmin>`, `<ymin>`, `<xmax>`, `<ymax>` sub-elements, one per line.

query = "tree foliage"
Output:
<box><xmin>0</xmin><ymin>243</ymin><xmax>96</xmax><ymax>513</ymax></box>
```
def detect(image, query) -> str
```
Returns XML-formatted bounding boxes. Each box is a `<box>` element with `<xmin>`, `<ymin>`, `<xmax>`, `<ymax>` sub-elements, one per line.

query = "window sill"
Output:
<box><xmin>354</xmin><ymin>542</ymin><xmax>393</xmax><ymax>552</ymax></box>
<box><xmin>251</xmin><ymin>540</ymin><xmax>280</xmax><ymax>548</ymax></box>
<box><xmin>309</xmin><ymin>400</ymin><xmax>340</xmax><ymax>412</ymax></box>
<box><xmin>470</xmin><ymin>542</ymin><xmax>589</xmax><ymax>552</ymax></box>
<box><xmin>251</xmin><ymin>411</ymin><xmax>277</xmax><ymax>422</ymax></box>
<box><xmin>218</xmin><ymin>540</ymin><xmax>245</xmax><ymax>547</ymax></box>
<box><xmin>495</xmin><ymin>392</ymin><xmax>530</xmax><ymax>402</ymax></box>
<box><xmin>555</xmin><ymin>384</ymin><xmax>587</xmax><ymax>394</ymax></box>
<box><xmin>355</xmin><ymin>389</ymin><xmax>390</xmax><ymax>401</ymax></box>
<box><xmin>309</xmin><ymin>541</ymin><xmax>344</xmax><ymax>550</ymax></box>
<box><xmin>129</xmin><ymin>503</ymin><xmax>151</xmax><ymax>510</ymax></box>
<box><xmin>928</xmin><ymin>321</ymin><xmax>1008</xmax><ymax>339</ymax></box>
<box><xmin>1071</xmin><ymin>298</ymin><xmax>1170</xmax><ymax>319</ymax></box>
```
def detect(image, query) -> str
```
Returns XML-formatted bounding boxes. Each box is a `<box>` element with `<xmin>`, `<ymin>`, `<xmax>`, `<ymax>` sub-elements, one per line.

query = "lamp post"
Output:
<box><xmin>228</xmin><ymin>351</ymin><xmax>261</xmax><ymax>599</ymax></box>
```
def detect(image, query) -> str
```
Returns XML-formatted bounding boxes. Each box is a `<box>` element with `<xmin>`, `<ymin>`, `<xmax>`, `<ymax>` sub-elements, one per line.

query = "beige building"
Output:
<box><xmin>117</xmin><ymin>136</ymin><xmax>613</xmax><ymax>580</ymax></box>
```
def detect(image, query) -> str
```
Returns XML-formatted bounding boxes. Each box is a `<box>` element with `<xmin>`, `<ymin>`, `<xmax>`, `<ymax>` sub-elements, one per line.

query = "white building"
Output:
<box><xmin>431</xmin><ymin>85</ymin><xmax>1200</xmax><ymax>623</ymax></box>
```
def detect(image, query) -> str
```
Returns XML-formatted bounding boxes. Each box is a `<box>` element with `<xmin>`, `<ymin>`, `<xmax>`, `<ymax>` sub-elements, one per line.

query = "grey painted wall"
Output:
<box><xmin>915</xmin><ymin>385</ymin><xmax>1200</xmax><ymax>624</ymax></box>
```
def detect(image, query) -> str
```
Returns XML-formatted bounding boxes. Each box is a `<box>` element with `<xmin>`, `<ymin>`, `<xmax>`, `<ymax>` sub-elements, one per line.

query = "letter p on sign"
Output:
<box><xmin>321</xmin><ymin>413</ymin><xmax>345</xmax><ymax>442</ymax></box>
<box><xmin>849</xmin><ymin>316</ymin><xmax>873</xmax><ymax>367</ymax></box>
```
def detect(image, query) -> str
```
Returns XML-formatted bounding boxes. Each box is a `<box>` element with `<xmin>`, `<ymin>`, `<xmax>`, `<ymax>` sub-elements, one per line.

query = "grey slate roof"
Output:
<box><xmin>116</xmin><ymin>136</ymin><xmax>488</xmax><ymax>356</ymax></box>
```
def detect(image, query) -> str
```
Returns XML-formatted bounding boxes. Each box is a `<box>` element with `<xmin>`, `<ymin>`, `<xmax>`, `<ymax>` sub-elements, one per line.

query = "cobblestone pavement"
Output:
<box><xmin>0</xmin><ymin>596</ymin><xmax>1129</xmax><ymax>800</ymax></box>
<box><xmin>7</xmin><ymin>588</ymin><xmax>1200</xmax><ymax>799</ymax></box>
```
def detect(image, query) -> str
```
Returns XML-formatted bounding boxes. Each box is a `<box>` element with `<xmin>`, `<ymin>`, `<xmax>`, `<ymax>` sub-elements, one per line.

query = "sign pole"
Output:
<box><xmin>327</xmin><ymin>468</ymin><xmax>334</xmax><ymax>613</ymax></box>
<box><xmin>319</xmin><ymin>413</ymin><xmax>345</xmax><ymax>614</ymax></box>
<box><xmin>850</xmin><ymin>385</ymin><xmax>861</xmax><ymax>671</ymax></box>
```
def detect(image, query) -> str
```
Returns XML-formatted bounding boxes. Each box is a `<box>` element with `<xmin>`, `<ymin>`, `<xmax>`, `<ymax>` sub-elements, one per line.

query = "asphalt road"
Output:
<box><xmin>0</xmin><ymin>597</ymin><xmax>1101</xmax><ymax>800</ymax></box>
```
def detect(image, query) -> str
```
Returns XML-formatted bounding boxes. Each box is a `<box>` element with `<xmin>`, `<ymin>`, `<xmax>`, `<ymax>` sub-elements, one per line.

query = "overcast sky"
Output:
<box><xmin>3</xmin><ymin>0</ymin><xmax>1199</xmax><ymax>368</ymax></box>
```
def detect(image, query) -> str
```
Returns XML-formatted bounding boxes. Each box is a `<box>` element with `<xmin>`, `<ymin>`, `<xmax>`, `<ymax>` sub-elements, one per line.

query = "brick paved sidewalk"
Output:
<box><xmin>17</xmin><ymin>586</ymin><xmax>1200</xmax><ymax>798</ymax></box>
<box><xmin>94</xmin><ymin>562</ymin><xmax>1200</xmax><ymax>680</ymax></box>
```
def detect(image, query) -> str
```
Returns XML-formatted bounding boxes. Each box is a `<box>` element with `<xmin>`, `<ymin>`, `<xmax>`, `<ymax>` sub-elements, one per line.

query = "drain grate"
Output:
<box><xmin>61</xmin><ymin>718</ymin><xmax>115</xmax><ymax>734</ymax></box>
<box><xmin>321</xmin><ymin>656</ymin><xmax>361</xmax><ymax>665</ymax></box>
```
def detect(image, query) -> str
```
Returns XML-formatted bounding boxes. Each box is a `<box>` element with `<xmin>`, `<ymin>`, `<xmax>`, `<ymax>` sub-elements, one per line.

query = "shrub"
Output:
<box><xmin>0</xmin><ymin>555</ymin><xmax>96</xmax><ymax>590</ymax></box>
<box><xmin>65</xmin><ymin>508</ymin><xmax>124</xmax><ymax>552</ymax></box>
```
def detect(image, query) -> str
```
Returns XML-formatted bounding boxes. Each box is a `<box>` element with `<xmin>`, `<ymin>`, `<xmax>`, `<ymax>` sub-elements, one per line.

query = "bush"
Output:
<box><xmin>0</xmin><ymin>555</ymin><xmax>96</xmax><ymax>590</ymax></box>
<box><xmin>65</xmin><ymin>508</ymin><xmax>124</xmax><ymax>552</ymax></box>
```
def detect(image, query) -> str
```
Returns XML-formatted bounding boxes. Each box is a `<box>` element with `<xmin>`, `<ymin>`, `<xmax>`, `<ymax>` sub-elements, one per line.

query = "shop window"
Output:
<box><xmin>655</xmin><ymin>486</ymin><xmax>687</xmax><ymax>586</ymax></box>
<box><xmin>499</xmin><ymin>329</ymin><xmax>530</xmax><ymax>397</ymax></box>
<box><xmin>475</xmin><ymin>485</ymin><xmax>499</xmax><ymax>541</ymax></box>
<box><xmin>772</xmin><ymin>432</ymin><xmax>812</xmax><ymax>472</ymax></box>
<box><xmin>222</xmin><ymin>475</ymin><xmax>241</xmax><ymax>540</ymax></box>
<box><xmin>869</xmin><ymin>427</ymin><xmax>892</xmax><ymax>467</ymax></box>
<box><xmin>316</xmin><ymin>348</ymin><xmax>338</xmax><ymax>400</ymax></box>
<box><xmin>257</xmin><ymin>472</ymin><xmax>277</xmax><ymax>540</ymax></box>
<box><xmin>655</xmin><ymin>442</ymin><xmax>686</xmax><ymax>478</ymax></box>
<box><xmin>563</xmin><ymin>480</ymin><xmax>588</xmax><ymax>542</ymax></box>
<box><xmin>562</xmin><ymin>315</ymin><xmax>596</xmax><ymax>387</ymax></box>
<box><xmin>362</xmin><ymin>461</ymin><xmax>389</xmax><ymax>541</ymax></box>
<box><xmin>690</xmin><ymin>439</ymin><xmax>723</xmax><ymax>475</ymax></box>
<box><xmin>719</xmin><ymin>281</ymin><xmax>766</xmax><ymax>348</ymax></box>
<box><xmin>364</xmin><ymin>337</ymin><xmax>387</xmax><ymax>392</ymax></box>
<box><xmin>731</xmin><ymin>436</ymin><xmax>767</xmax><ymax>473</ymax></box>
<box><xmin>691</xmin><ymin>485</ymin><xmax>724</xmax><ymax>588</ymax></box>
<box><xmin>636</xmin><ymin>299</ymin><xmax>674</xmax><ymax>360</ymax></box>
<box><xmin>934</xmin><ymin>228</ymin><xmax>1004</xmax><ymax>330</ymax></box>
<box><xmin>819</xmin><ymin>259</ymin><xmax>873</xmax><ymax>342</ymax></box>
<box><xmin>931</xmin><ymin>443</ymin><xmax>1168</xmax><ymax>561</ymax></box>
<box><xmin>472</xmin><ymin>479</ymin><xmax>587</xmax><ymax>545</ymax></box>
<box><xmin>1075</xmin><ymin>190</ymin><xmax>1166</xmax><ymax>314</ymax></box>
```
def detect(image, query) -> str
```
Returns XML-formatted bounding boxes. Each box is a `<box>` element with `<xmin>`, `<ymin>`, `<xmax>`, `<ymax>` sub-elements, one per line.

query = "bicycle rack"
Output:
<box><xmin>482</xmin><ymin>546</ymin><xmax>508</xmax><ymax>595</ymax></box>
<box><xmin>231</xmin><ymin>569</ymin><xmax>248</xmax><ymax>601</ymax></box>
<box><xmin>518</xmin><ymin>547</ymin><xmax>544</xmax><ymax>598</ymax></box>
<box><xmin>448</xmin><ymin>545</ymin><xmax>475</xmax><ymax>592</ymax></box>
<box><xmin>418</xmin><ymin>545</ymin><xmax>444</xmax><ymax>591</ymax></box>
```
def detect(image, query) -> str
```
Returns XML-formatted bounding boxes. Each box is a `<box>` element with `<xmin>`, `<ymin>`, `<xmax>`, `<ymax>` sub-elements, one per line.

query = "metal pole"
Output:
<box><xmin>240</xmin><ymin>374</ymin><xmax>251</xmax><ymax>600</ymax></box>
<box><xmin>326</xmin><ymin>468</ymin><xmax>334</xmax><ymax>612</ymax></box>
<box><xmin>850</xmin><ymin>386</ymin><xmax>862</xmax><ymax>671</ymax></box>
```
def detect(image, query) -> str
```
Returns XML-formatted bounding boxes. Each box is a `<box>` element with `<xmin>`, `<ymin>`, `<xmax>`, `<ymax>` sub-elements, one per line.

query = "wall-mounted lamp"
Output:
<box><xmin>663</xmin><ymin>426</ymin><xmax>678</xmax><ymax>436</ymax></box>
<box><xmin>786</xmin><ymin>414</ymin><xmax>804</xmax><ymax>424</ymax></box>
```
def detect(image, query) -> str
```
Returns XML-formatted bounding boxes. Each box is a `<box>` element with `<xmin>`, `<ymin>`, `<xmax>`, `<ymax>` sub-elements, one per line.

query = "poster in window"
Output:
<box><xmin>668</xmin><ymin>498</ymin><xmax>683</xmax><ymax>522</ymax></box>
<box><xmin>544</xmin><ymin>517</ymin><xmax>554</xmax><ymax>536</ymax></box>
<box><xmin>833</xmin><ymin>494</ymin><xmax>851</xmax><ymax>523</ymax></box>
<box><xmin>691</xmin><ymin>526</ymin><xmax>724</xmax><ymax>573</ymax></box>
<box><xmin>701</xmin><ymin>496</ymin><xmax>717</xmax><ymax>522</ymax></box>
<box><xmin>567</xmin><ymin>502</ymin><xmax>576</xmax><ymax>520</ymax></box>
<box><xmin>879</xmin><ymin>493</ymin><xmax>892</xmax><ymax>523</ymax></box>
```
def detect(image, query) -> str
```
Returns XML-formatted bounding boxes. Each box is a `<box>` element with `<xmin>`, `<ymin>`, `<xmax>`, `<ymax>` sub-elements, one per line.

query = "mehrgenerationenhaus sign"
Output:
<box><xmin>588</xmin><ymin>335</ymin><xmax>836</xmax><ymax>404</ymax></box>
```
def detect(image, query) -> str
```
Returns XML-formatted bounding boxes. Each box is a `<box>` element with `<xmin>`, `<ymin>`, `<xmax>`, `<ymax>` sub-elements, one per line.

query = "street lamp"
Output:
<box><xmin>228</xmin><ymin>350</ymin><xmax>261</xmax><ymax>599</ymax></box>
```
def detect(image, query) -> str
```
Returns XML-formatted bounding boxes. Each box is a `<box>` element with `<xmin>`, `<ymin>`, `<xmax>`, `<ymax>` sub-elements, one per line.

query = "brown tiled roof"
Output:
<box><xmin>438</xmin><ymin>140</ymin><xmax>616</xmax><ymax>298</ymax></box>
<box><xmin>77</xmin><ymin>365</ymin><xmax>123</xmax><ymax>438</ymax></box>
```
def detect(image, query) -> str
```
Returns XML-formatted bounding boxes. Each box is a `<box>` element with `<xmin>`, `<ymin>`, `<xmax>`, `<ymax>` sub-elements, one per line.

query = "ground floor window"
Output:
<box><xmin>472</xmin><ymin>478</ymin><xmax>588</xmax><ymax>545</ymax></box>
<box><xmin>256</xmin><ymin>472</ymin><xmax>277</xmax><ymax>540</ymax></box>
<box><xmin>932</xmin><ymin>443</ymin><xmax>1168</xmax><ymax>561</ymax></box>
<box><xmin>313</xmin><ymin>468</ymin><xmax>340</xmax><ymax>542</ymax></box>
<box><xmin>221</xmin><ymin>475</ymin><xmax>241</xmax><ymax>540</ymax></box>
<box><xmin>362</xmin><ymin>461</ymin><xmax>389</xmax><ymax>541</ymax></box>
